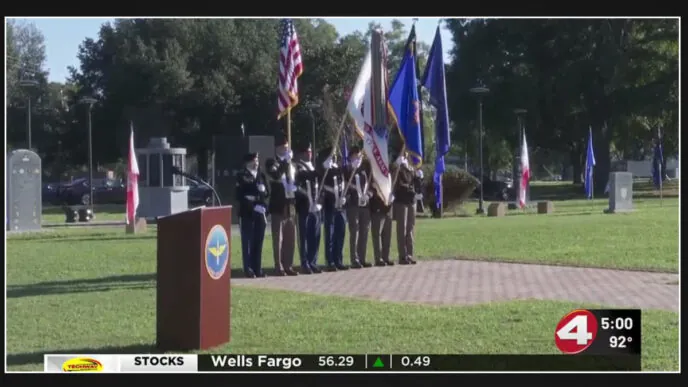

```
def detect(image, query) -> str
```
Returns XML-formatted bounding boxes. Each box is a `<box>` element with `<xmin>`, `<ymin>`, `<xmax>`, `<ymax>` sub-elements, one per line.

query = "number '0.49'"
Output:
<box><xmin>601</xmin><ymin>317</ymin><xmax>633</xmax><ymax>330</ymax></box>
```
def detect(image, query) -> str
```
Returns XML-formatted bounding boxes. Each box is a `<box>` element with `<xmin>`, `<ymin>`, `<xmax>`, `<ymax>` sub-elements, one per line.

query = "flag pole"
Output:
<box><xmin>591</xmin><ymin>169</ymin><xmax>594</xmax><ymax>211</ymax></box>
<box><xmin>658</xmin><ymin>159</ymin><xmax>663</xmax><ymax>207</ymax></box>
<box><xmin>287</xmin><ymin>110</ymin><xmax>291</xmax><ymax>147</ymax></box>
<box><xmin>315</xmin><ymin>112</ymin><xmax>350</xmax><ymax>198</ymax></box>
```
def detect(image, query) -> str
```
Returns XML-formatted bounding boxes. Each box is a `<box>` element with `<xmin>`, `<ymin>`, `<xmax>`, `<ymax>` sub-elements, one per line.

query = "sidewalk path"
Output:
<box><xmin>233</xmin><ymin>260</ymin><xmax>679</xmax><ymax>312</ymax></box>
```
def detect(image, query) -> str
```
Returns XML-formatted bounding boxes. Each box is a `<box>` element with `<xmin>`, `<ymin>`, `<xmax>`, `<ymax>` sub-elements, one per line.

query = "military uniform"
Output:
<box><xmin>391</xmin><ymin>159</ymin><xmax>418</xmax><ymax>265</ymax></box>
<box><xmin>294</xmin><ymin>144</ymin><xmax>323</xmax><ymax>274</ymax></box>
<box><xmin>236</xmin><ymin>153</ymin><xmax>269</xmax><ymax>278</ymax></box>
<box><xmin>344</xmin><ymin>155</ymin><xmax>372</xmax><ymax>268</ymax></box>
<box><xmin>319</xmin><ymin>150</ymin><xmax>348</xmax><ymax>271</ymax></box>
<box><xmin>369</xmin><ymin>184</ymin><xmax>394</xmax><ymax>266</ymax></box>
<box><xmin>265</xmin><ymin>140</ymin><xmax>299</xmax><ymax>276</ymax></box>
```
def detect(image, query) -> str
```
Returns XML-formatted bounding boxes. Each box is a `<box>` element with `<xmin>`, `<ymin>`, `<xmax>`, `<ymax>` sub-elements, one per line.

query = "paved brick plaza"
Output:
<box><xmin>233</xmin><ymin>260</ymin><xmax>679</xmax><ymax>312</ymax></box>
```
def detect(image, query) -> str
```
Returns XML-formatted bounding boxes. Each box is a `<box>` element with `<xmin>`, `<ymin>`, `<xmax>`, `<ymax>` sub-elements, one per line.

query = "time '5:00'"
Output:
<box><xmin>600</xmin><ymin>317</ymin><xmax>634</xmax><ymax>330</ymax></box>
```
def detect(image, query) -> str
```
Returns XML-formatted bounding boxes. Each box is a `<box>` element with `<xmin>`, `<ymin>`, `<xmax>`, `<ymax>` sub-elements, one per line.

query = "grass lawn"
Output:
<box><xmin>5</xmin><ymin>286</ymin><xmax>679</xmax><ymax>372</ymax></box>
<box><xmin>22</xmin><ymin>196</ymin><xmax>679</xmax><ymax>273</ymax></box>
<box><xmin>8</xmin><ymin>184</ymin><xmax>677</xmax><ymax>372</ymax></box>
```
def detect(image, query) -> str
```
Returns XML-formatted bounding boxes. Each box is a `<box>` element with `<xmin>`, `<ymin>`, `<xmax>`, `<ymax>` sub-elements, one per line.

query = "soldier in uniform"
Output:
<box><xmin>235</xmin><ymin>152</ymin><xmax>269</xmax><ymax>278</ymax></box>
<box><xmin>343</xmin><ymin>147</ymin><xmax>372</xmax><ymax>268</ymax></box>
<box><xmin>294</xmin><ymin>142</ymin><xmax>323</xmax><ymax>274</ymax></box>
<box><xmin>369</xmin><ymin>182</ymin><xmax>394</xmax><ymax>266</ymax></box>
<box><xmin>265</xmin><ymin>136</ymin><xmax>299</xmax><ymax>276</ymax></box>
<box><xmin>391</xmin><ymin>151</ymin><xmax>418</xmax><ymax>265</ymax></box>
<box><xmin>318</xmin><ymin>149</ymin><xmax>348</xmax><ymax>271</ymax></box>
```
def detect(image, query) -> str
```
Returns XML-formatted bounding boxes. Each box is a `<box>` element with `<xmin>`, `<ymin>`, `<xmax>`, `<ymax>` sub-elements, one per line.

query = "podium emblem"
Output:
<box><xmin>205</xmin><ymin>224</ymin><xmax>229</xmax><ymax>280</ymax></box>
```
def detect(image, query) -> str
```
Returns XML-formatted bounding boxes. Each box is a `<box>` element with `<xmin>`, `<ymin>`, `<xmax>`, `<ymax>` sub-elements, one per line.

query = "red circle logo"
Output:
<box><xmin>554</xmin><ymin>309</ymin><xmax>598</xmax><ymax>354</ymax></box>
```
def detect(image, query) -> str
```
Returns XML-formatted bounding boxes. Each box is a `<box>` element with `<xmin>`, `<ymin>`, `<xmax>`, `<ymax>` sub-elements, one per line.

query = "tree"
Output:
<box><xmin>445</xmin><ymin>19</ymin><xmax>678</xmax><ymax>189</ymax></box>
<box><xmin>67</xmin><ymin>18</ymin><xmax>369</xmax><ymax>178</ymax></box>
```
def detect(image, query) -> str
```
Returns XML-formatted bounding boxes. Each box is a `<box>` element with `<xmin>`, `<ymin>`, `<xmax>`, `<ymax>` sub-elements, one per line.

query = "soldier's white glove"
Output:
<box><xmin>339</xmin><ymin>197</ymin><xmax>347</xmax><ymax>207</ymax></box>
<box><xmin>310</xmin><ymin>203</ymin><xmax>322</xmax><ymax>213</ymax></box>
<box><xmin>395</xmin><ymin>156</ymin><xmax>407</xmax><ymax>166</ymax></box>
<box><xmin>257</xmin><ymin>183</ymin><xmax>266</xmax><ymax>192</ymax></box>
<box><xmin>289</xmin><ymin>184</ymin><xmax>298</xmax><ymax>192</ymax></box>
<box><xmin>245</xmin><ymin>195</ymin><xmax>256</xmax><ymax>201</ymax></box>
<box><xmin>366</xmin><ymin>191</ymin><xmax>373</xmax><ymax>198</ymax></box>
<box><xmin>415</xmin><ymin>193</ymin><xmax>423</xmax><ymax>201</ymax></box>
<box><xmin>323</xmin><ymin>157</ymin><xmax>333</xmax><ymax>170</ymax></box>
<box><xmin>416</xmin><ymin>169</ymin><xmax>424</xmax><ymax>179</ymax></box>
<box><xmin>254</xmin><ymin>205</ymin><xmax>266</xmax><ymax>214</ymax></box>
<box><xmin>352</xmin><ymin>158</ymin><xmax>362</xmax><ymax>169</ymax></box>
<box><xmin>389</xmin><ymin>194</ymin><xmax>395</xmax><ymax>203</ymax></box>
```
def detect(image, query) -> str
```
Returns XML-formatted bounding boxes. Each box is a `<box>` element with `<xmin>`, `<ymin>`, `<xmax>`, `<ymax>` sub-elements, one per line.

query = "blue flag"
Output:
<box><xmin>652</xmin><ymin>130</ymin><xmax>664</xmax><ymax>189</ymax></box>
<box><xmin>422</xmin><ymin>26</ymin><xmax>450</xmax><ymax>210</ymax></box>
<box><xmin>388</xmin><ymin>35</ymin><xmax>423</xmax><ymax>167</ymax></box>
<box><xmin>584</xmin><ymin>127</ymin><xmax>596</xmax><ymax>199</ymax></box>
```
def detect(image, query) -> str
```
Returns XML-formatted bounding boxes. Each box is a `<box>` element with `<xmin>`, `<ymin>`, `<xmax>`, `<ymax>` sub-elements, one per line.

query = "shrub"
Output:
<box><xmin>420</xmin><ymin>164</ymin><xmax>479</xmax><ymax>210</ymax></box>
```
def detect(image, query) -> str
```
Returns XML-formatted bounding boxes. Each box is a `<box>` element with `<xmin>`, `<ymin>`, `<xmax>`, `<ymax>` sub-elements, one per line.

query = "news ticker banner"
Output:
<box><xmin>45</xmin><ymin>353</ymin><xmax>640</xmax><ymax>372</ymax></box>
<box><xmin>45</xmin><ymin>309</ymin><xmax>641</xmax><ymax>373</ymax></box>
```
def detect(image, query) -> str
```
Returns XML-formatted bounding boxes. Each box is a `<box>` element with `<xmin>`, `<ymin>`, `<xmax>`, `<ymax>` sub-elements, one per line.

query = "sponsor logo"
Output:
<box><xmin>62</xmin><ymin>357</ymin><xmax>104</xmax><ymax>372</ymax></box>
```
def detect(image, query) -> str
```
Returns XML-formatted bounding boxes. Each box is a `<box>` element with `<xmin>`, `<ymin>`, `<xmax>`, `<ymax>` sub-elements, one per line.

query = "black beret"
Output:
<box><xmin>275</xmin><ymin>133</ymin><xmax>288</xmax><ymax>147</ymax></box>
<box><xmin>243</xmin><ymin>152</ymin><xmax>258</xmax><ymax>162</ymax></box>
<box><xmin>349</xmin><ymin>146</ymin><xmax>361</xmax><ymax>155</ymax></box>
<box><xmin>296</xmin><ymin>141</ymin><xmax>312</xmax><ymax>153</ymax></box>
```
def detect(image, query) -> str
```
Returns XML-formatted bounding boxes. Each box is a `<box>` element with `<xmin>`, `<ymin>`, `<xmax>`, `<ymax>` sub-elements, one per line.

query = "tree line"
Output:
<box><xmin>6</xmin><ymin>18</ymin><xmax>678</xmax><ymax>192</ymax></box>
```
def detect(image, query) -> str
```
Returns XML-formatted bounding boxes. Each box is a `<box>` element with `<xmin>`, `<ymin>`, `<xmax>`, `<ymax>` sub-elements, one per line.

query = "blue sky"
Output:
<box><xmin>11</xmin><ymin>17</ymin><xmax>453</xmax><ymax>83</ymax></box>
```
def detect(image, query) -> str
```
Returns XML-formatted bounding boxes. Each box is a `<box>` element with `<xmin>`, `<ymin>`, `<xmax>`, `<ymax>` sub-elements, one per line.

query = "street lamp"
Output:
<box><xmin>79</xmin><ymin>97</ymin><xmax>97</xmax><ymax>211</ymax></box>
<box><xmin>513</xmin><ymin>108</ymin><xmax>527</xmax><ymax>202</ymax></box>
<box><xmin>19</xmin><ymin>79</ymin><xmax>39</xmax><ymax>149</ymax></box>
<box><xmin>306</xmin><ymin>102</ymin><xmax>320</xmax><ymax>151</ymax></box>
<box><xmin>469</xmin><ymin>85</ymin><xmax>490</xmax><ymax>215</ymax></box>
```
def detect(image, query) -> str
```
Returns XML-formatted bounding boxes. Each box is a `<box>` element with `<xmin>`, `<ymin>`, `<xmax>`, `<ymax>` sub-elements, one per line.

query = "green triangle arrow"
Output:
<box><xmin>373</xmin><ymin>357</ymin><xmax>385</xmax><ymax>368</ymax></box>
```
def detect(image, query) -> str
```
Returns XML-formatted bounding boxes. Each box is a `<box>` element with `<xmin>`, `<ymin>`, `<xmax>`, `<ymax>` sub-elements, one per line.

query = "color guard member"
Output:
<box><xmin>236</xmin><ymin>152</ymin><xmax>270</xmax><ymax>278</ymax></box>
<box><xmin>391</xmin><ymin>151</ymin><xmax>418</xmax><ymax>265</ymax></box>
<box><xmin>344</xmin><ymin>147</ymin><xmax>372</xmax><ymax>268</ymax></box>
<box><xmin>265</xmin><ymin>136</ymin><xmax>299</xmax><ymax>276</ymax></box>
<box><xmin>369</xmin><ymin>183</ymin><xmax>394</xmax><ymax>266</ymax></box>
<box><xmin>294</xmin><ymin>143</ymin><xmax>323</xmax><ymax>274</ymax></box>
<box><xmin>319</xmin><ymin>149</ymin><xmax>348</xmax><ymax>271</ymax></box>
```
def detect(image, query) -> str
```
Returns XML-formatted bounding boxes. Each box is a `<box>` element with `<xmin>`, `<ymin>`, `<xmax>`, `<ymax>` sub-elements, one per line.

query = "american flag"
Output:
<box><xmin>277</xmin><ymin>19</ymin><xmax>303</xmax><ymax>119</ymax></box>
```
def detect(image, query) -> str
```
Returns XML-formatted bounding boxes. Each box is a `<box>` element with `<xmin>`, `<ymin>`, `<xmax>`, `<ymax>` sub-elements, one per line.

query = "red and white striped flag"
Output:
<box><xmin>126</xmin><ymin>123</ymin><xmax>140</xmax><ymax>225</ymax></box>
<box><xmin>519</xmin><ymin>131</ymin><xmax>530</xmax><ymax>208</ymax></box>
<box><xmin>277</xmin><ymin>19</ymin><xmax>303</xmax><ymax>119</ymax></box>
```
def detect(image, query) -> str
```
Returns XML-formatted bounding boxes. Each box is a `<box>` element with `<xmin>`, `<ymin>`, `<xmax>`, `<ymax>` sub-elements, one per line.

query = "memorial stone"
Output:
<box><xmin>606</xmin><ymin>172</ymin><xmax>634</xmax><ymax>213</ymax></box>
<box><xmin>6</xmin><ymin>149</ymin><xmax>42</xmax><ymax>231</ymax></box>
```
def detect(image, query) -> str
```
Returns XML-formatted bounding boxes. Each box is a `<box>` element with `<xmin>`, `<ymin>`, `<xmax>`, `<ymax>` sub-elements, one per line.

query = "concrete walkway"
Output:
<box><xmin>233</xmin><ymin>260</ymin><xmax>679</xmax><ymax>312</ymax></box>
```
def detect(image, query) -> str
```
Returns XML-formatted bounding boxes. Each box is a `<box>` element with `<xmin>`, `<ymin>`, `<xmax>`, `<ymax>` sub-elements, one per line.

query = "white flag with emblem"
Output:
<box><xmin>346</xmin><ymin>49</ymin><xmax>392</xmax><ymax>204</ymax></box>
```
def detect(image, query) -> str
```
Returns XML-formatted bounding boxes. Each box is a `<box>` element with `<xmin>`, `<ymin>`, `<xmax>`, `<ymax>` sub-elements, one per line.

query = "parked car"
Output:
<box><xmin>188</xmin><ymin>180</ymin><xmax>214</xmax><ymax>206</ymax></box>
<box><xmin>42</xmin><ymin>182</ymin><xmax>62</xmax><ymax>205</ymax></box>
<box><xmin>58</xmin><ymin>178</ymin><xmax>127</xmax><ymax>205</ymax></box>
<box><xmin>473</xmin><ymin>175</ymin><xmax>515</xmax><ymax>201</ymax></box>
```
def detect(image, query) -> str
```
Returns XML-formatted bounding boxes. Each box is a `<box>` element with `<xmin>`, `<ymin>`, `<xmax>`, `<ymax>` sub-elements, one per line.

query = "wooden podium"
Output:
<box><xmin>156</xmin><ymin>206</ymin><xmax>232</xmax><ymax>351</ymax></box>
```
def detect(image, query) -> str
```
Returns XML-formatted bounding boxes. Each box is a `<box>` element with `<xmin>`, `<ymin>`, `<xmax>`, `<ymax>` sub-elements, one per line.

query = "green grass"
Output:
<box><xmin>20</xmin><ymin>196</ymin><xmax>679</xmax><ymax>273</ymax></box>
<box><xmin>7</xmin><ymin>194</ymin><xmax>679</xmax><ymax>372</ymax></box>
<box><xmin>6</xmin><ymin>286</ymin><xmax>679</xmax><ymax>371</ymax></box>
